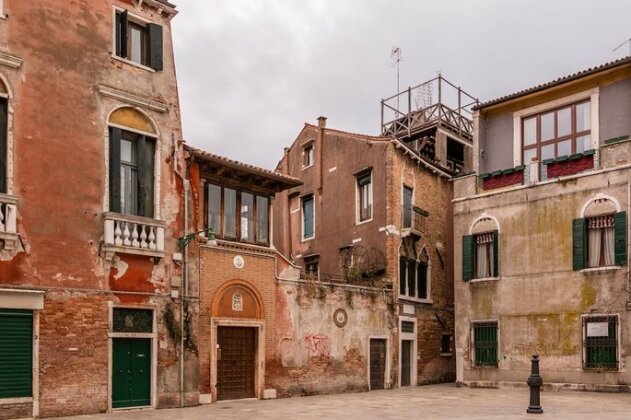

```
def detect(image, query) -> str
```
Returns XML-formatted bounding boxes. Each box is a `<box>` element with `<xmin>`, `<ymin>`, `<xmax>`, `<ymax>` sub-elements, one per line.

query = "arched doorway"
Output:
<box><xmin>210</xmin><ymin>280</ymin><xmax>265</xmax><ymax>401</ymax></box>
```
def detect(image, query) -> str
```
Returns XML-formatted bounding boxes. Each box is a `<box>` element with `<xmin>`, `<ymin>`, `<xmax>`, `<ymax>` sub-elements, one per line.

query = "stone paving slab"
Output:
<box><xmin>56</xmin><ymin>383</ymin><xmax>631</xmax><ymax>420</ymax></box>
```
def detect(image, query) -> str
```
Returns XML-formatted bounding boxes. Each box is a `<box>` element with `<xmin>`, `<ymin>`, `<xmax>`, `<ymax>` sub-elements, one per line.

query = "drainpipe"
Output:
<box><xmin>172</xmin><ymin>132</ymin><xmax>188</xmax><ymax>407</ymax></box>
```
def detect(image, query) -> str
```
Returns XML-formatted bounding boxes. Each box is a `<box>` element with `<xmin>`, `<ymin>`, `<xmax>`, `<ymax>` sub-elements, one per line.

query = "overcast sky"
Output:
<box><xmin>172</xmin><ymin>0</ymin><xmax>631</xmax><ymax>170</ymax></box>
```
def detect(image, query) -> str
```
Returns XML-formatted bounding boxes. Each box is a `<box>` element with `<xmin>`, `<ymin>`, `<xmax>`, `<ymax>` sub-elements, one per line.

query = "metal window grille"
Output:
<box><xmin>113</xmin><ymin>308</ymin><xmax>153</xmax><ymax>333</ymax></box>
<box><xmin>401</xmin><ymin>321</ymin><xmax>415</xmax><ymax>333</ymax></box>
<box><xmin>584</xmin><ymin>316</ymin><xmax>617</xmax><ymax>370</ymax></box>
<box><xmin>473</xmin><ymin>322</ymin><xmax>498</xmax><ymax>366</ymax></box>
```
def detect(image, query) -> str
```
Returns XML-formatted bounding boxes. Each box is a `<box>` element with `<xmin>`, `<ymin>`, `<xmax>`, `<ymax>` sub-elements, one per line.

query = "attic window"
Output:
<box><xmin>447</xmin><ymin>139</ymin><xmax>464</xmax><ymax>174</ymax></box>
<box><xmin>115</xmin><ymin>10</ymin><xmax>163</xmax><ymax>70</ymax></box>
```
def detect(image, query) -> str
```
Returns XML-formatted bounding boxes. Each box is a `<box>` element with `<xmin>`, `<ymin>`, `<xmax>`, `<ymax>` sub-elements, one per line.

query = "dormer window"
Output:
<box><xmin>115</xmin><ymin>10</ymin><xmax>163</xmax><ymax>71</ymax></box>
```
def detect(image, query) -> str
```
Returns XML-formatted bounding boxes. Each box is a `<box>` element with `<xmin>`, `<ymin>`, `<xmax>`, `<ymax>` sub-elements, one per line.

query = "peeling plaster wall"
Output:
<box><xmin>453</xmin><ymin>166</ymin><xmax>631</xmax><ymax>385</ymax></box>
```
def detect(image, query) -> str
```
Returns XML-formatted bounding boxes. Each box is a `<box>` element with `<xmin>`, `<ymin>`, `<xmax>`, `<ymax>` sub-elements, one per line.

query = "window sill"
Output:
<box><xmin>398</xmin><ymin>296</ymin><xmax>433</xmax><ymax>305</ymax></box>
<box><xmin>440</xmin><ymin>352</ymin><xmax>453</xmax><ymax>357</ymax></box>
<box><xmin>472</xmin><ymin>364</ymin><xmax>498</xmax><ymax>369</ymax></box>
<box><xmin>580</xmin><ymin>266</ymin><xmax>621</xmax><ymax>274</ymax></box>
<box><xmin>301</xmin><ymin>164</ymin><xmax>314</xmax><ymax>170</ymax></box>
<box><xmin>301</xmin><ymin>236</ymin><xmax>314</xmax><ymax>243</ymax></box>
<box><xmin>355</xmin><ymin>217</ymin><xmax>373</xmax><ymax>226</ymax></box>
<box><xmin>0</xmin><ymin>397</ymin><xmax>33</xmax><ymax>404</ymax></box>
<box><xmin>111</xmin><ymin>55</ymin><xmax>156</xmax><ymax>73</ymax></box>
<box><xmin>470</xmin><ymin>277</ymin><xmax>500</xmax><ymax>283</ymax></box>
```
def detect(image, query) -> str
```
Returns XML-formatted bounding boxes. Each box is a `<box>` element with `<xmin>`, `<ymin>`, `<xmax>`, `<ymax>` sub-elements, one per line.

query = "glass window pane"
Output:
<box><xmin>541</xmin><ymin>144</ymin><xmax>555</xmax><ymax>160</ymax></box>
<box><xmin>256</xmin><ymin>196</ymin><xmax>269</xmax><ymax>243</ymax></box>
<box><xmin>399</xmin><ymin>256</ymin><xmax>406</xmax><ymax>295</ymax></box>
<box><xmin>130</xmin><ymin>26</ymin><xmax>143</xmax><ymax>64</ymax></box>
<box><xmin>407</xmin><ymin>259</ymin><xmax>416</xmax><ymax>298</ymax></box>
<box><xmin>577</xmin><ymin>134</ymin><xmax>591</xmax><ymax>153</ymax></box>
<box><xmin>120</xmin><ymin>165</ymin><xmax>137</xmax><ymax>215</ymax></box>
<box><xmin>303</xmin><ymin>196</ymin><xmax>314</xmax><ymax>239</ymax></box>
<box><xmin>240</xmin><ymin>192</ymin><xmax>254</xmax><ymax>241</ymax></box>
<box><xmin>524</xmin><ymin>148</ymin><xmax>537</xmax><ymax>163</ymax></box>
<box><xmin>223</xmin><ymin>188</ymin><xmax>236</xmax><ymax>237</ymax></box>
<box><xmin>523</xmin><ymin>117</ymin><xmax>537</xmax><ymax>146</ymax></box>
<box><xmin>207</xmin><ymin>184</ymin><xmax>221</xmax><ymax>235</ymax></box>
<box><xmin>558</xmin><ymin>139</ymin><xmax>572</xmax><ymax>157</ymax></box>
<box><xmin>576</xmin><ymin>102</ymin><xmax>591</xmax><ymax>132</ymax></box>
<box><xmin>121</xmin><ymin>139</ymin><xmax>133</xmax><ymax>163</ymax></box>
<box><xmin>557</xmin><ymin>107</ymin><xmax>571</xmax><ymax>137</ymax></box>
<box><xmin>541</xmin><ymin>112</ymin><xmax>554</xmax><ymax>141</ymax></box>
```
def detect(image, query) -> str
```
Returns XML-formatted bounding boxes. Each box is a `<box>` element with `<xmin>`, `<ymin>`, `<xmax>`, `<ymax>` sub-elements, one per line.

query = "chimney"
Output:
<box><xmin>317</xmin><ymin>116</ymin><xmax>327</xmax><ymax>129</ymax></box>
<box><xmin>316</xmin><ymin>116</ymin><xmax>326</xmax><ymax>193</ymax></box>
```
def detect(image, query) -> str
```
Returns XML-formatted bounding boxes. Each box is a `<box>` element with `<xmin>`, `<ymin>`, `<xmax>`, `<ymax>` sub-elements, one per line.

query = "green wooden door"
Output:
<box><xmin>112</xmin><ymin>338</ymin><xmax>151</xmax><ymax>408</ymax></box>
<box><xmin>0</xmin><ymin>309</ymin><xmax>33</xmax><ymax>398</ymax></box>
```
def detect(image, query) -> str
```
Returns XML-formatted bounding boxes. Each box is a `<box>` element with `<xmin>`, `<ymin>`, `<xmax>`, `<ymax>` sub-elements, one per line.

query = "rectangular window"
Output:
<box><xmin>473</xmin><ymin>322</ymin><xmax>498</xmax><ymax>367</ymax></box>
<box><xmin>357</xmin><ymin>171</ymin><xmax>372</xmax><ymax>222</ymax></box>
<box><xmin>112</xmin><ymin>308</ymin><xmax>153</xmax><ymax>333</ymax></box>
<box><xmin>303</xmin><ymin>145</ymin><xmax>314</xmax><ymax>168</ymax></box>
<box><xmin>304</xmin><ymin>255</ymin><xmax>319</xmax><ymax>279</ymax></box>
<box><xmin>474</xmin><ymin>232</ymin><xmax>495</xmax><ymax>278</ymax></box>
<box><xmin>399</xmin><ymin>256</ymin><xmax>429</xmax><ymax>300</ymax></box>
<box><xmin>402</xmin><ymin>186</ymin><xmax>413</xmax><ymax>228</ymax></box>
<box><xmin>302</xmin><ymin>195</ymin><xmax>314</xmax><ymax>240</ymax></box>
<box><xmin>205</xmin><ymin>184</ymin><xmax>270</xmax><ymax>245</ymax></box>
<box><xmin>583</xmin><ymin>316</ymin><xmax>617</xmax><ymax>370</ymax></box>
<box><xmin>109</xmin><ymin>128</ymin><xmax>155</xmax><ymax>218</ymax></box>
<box><xmin>441</xmin><ymin>334</ymin><xmax>452</xmax><ymax>354</ymax></box>
<box><xmin>522</xmin><ymin>100</ymin><xmax>591</xmax><ymax>164</ymax></box>
<box><xmin>115</xmin><ymin>10</ymin><xmax>163</xmax><ymax>70</ymax></box>
<box><xmin>587</xmin><ymin>215</ymin><xmax>615</xmax><ymax>267</ymax></box>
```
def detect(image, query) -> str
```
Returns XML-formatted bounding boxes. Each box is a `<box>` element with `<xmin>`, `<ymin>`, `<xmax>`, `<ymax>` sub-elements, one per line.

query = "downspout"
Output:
<box><xmin>172</xmin><ymin>132</ymin><xmax>188</xmax><ymax>407</ymax></box>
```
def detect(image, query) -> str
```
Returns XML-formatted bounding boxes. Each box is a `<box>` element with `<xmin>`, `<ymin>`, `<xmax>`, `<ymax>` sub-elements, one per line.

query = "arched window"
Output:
<box><xmin>108</xmin><ymin>107</ymin><xmax>157</xmax><ymax>218</ymax></box>
<box><xmin>463</xmin><ymin>215</ymin><xmax>500</xmax><ymax>281</ymax></box>
<box><xmin>574</xmin><ymin>195</ymin><xmax>626</xmax><ymax>269</ymax></box>
<box><xmin>399</xmin><ymin>242</ymin><xmax>431</xmax><ymax>300</ymax></box>
<box><xmin>0</xmin><ymin>78</ymin><xmax>8</xmax><ymax>193</ymax></box>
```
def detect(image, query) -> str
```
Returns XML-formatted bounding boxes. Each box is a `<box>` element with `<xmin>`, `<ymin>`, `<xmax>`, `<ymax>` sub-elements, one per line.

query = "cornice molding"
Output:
<box><xmin>97</xmin><ymin>84</ymin><xmax>168</xmax><ymax>113</ymax></box>
<box><xmin>0</xmin><ymin>51</ymin><xmax>23</xmax><ymax>69</ymax></box>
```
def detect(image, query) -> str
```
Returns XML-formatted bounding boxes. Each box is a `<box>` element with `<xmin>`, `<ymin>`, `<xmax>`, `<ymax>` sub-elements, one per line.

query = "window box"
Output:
<box><xmin>103</xmin><ymin>212</ymin><xmax>165</xmax><ymax>260</ymax></box>
<box><xmin>545</xmin><ymin>153</ymin><xmax>594</xmax><ymax>178</ymax></box>
<box><xmin>481</xmin><ymin>166</ymin><xmax>525</xmax><ymax>191</ymax></box>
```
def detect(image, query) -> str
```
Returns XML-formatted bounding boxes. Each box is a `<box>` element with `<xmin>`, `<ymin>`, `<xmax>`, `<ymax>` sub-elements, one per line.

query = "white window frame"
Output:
<box><xmin>0</xmin><ymin>74</ymin><xmax>14</xmax><ymax>195</ymax></box>
<box><xmin>301</xmin><ymin>194</ymin><xmax>315</xmax><ymax>241</ymax></box>
<box><xmin>512</xmin><ymin>88</ymin><xmax>599</xmax><ymax>167</ymax></box>
<box><xmin>0</xmin><ymin>0</ymin><xmax>5</xmax><ymax>19</ymax></box>
<box><xmin>468</xmin><ymin>213</ymin><xmax>501</xmax><ymax>282</ymax></box>
<box><xmin>111</xmin><ymin>7</ymin><xmax>157</xmax><ymax>73</ymax></box>
<box><xmin>302</xmin><ymin>143</ymin><xmax>314</xmax><ymax>169</ymax></box>
<box><xmin>355</xmin><ymin>170</ymin><xmax>373</xmax><ymax>225</ymax></box>
<box><xmin>581</xmin><ymin>313</ymin><xmax>620</xmax><ymax>372</ymax></box>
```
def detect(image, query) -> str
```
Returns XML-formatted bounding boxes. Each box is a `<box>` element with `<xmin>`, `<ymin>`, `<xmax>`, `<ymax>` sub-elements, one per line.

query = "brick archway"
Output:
<box><xmin>210</xmin><ymin>279</ymin><xmax>265</xmax><ymax>319</ymax></box>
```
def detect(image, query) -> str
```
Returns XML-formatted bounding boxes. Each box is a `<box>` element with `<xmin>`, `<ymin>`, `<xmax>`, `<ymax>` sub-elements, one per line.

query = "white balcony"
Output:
<box><xmin>103</xmin><ymin>212</ymin><xmax>165</xmax><ymax>260</ymax></box>
<box><xmin>0</xmin><ymin>193</ymin><xmax>19</xmax><ymax>257</ymax></box>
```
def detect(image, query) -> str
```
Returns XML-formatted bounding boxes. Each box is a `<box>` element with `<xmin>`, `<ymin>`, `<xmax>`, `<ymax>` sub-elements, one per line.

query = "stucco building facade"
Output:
<box><xmin>453</xmin><ymin>57</ymin><xmax>631</xmax><ymax>390</ymax></box>
<box><xmin>0</xmin><ymin>1</ymin><xmax>198</xmax><ymax>418</ymax></box>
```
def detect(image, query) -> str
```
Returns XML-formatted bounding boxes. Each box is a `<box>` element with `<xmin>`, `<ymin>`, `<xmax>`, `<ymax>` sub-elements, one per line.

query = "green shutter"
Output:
<box><xmin>147</xmin><ymin>23</ymin><xmax>163</xmax><ymax>71</ymax></box>
<box><xmin>492</xmin><ymin>230</ymin><xmax>499</xmax><ymax>277</ymax></box>
<box><xmin>615</xmin><ymin>211</ymin><xmax>627</xmax><ymax>266</ymax></box>
<box><xmin>462</xmin><ymin>235</ymin><xmax>474</xmax><ymax>281</ymax></box>
<box><xmin>116</xmin><ymin>10</ymin><xmax>128</xmax><ymax>58</ymax></box>
<box><xmin>137</xmin><ymin>136</ymin><xmax>155</xmax><ymax>218</ymax></box>
<box><xmin>0</xmin><ymin>98</ymin><xmax>7</xmax><ymax>194</ymax></box>
<box><xmin>109</xmin><ymin>127</ymin><xmax>122</xmax><ymax>213</ymax></box>
<box><xmin>572</xmin><ymin>218</ymin><xmax>586</xmax><ymax>270</ymax></box>
<box><xmin>0</xmin><ymin>309</ymin><xmax>33</xmax><ymax>398</ymax></box>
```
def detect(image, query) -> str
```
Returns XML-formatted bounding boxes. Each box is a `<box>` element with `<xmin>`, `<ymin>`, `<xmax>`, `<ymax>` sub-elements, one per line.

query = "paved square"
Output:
<box><xmin>58</xmin><ymin>384</ymin><xmax>631</xmax><ymax>420</ymax></box>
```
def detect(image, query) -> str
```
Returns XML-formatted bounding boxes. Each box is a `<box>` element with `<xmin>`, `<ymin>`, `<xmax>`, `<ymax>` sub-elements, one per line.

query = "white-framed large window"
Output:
<box><xmin>301</xmin><ymin>194</ymin><xmax>314</xmax><ymax>240</ymax></box>
<box><xmin>356</xmin><ymin>169</ymin><xmax>372</xmax><ymax>223</ymax></box>
<box><xmin>512</xmin><ymin>88</ymin><xmax>599</xmax><ymax>167</ymax></box>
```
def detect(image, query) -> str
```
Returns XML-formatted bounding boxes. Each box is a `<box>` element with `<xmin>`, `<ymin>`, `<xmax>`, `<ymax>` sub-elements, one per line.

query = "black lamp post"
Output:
<box><xmin>526</xmin><ymin>354</ymin><xmax>543</xmax><ymax>414</ymax></box>
<box><xmin>178</xmin><ymin>227</ymin><xmax>217</xmax><ymax>249</ymax></box>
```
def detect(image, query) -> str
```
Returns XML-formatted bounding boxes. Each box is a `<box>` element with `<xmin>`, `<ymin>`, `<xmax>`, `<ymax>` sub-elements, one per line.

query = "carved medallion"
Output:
<box><xmin>232</xmin><ymin>293</ymin><xmax>243</xmax><ymax>311</ymax></box>
<box><xmin>333</xmin><ymin>308</ymin><xmax>348</xmax><ymax>327</ymax></box>
<box><xmin>233</xmin><ymin>255</ymin><xmax>245</xmax><ymax>269</ymax></box>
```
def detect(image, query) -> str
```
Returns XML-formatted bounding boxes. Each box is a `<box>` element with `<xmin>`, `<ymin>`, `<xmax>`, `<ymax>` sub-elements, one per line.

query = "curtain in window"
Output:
<box><xmin>476</xmin><ymin>233</ymin><xmax>493</xmax><ymax>278</ymax></box>
<box><xmin>588</xmin><ymin>215</ymin><xmax>614</xmax><ymax>267</ymax></box>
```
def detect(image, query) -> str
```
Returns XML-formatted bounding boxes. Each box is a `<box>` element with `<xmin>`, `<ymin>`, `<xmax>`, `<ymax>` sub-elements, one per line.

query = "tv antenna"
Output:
<box><xmin>613</xmin><ymin>37</ymin><xmax>631</xmax><ymax>56</ymax></box>
<box><xmin>391</xmin><ymin>46</ymin><xmax>402</xmax><ymax>114</ymax></box>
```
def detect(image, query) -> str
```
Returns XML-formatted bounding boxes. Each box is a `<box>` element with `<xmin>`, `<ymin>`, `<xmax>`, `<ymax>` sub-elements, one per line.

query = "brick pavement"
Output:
<box><xmin>56</xmin><ymin>383</ymin><xmax>631</xmax><ymax>420</ymax></box>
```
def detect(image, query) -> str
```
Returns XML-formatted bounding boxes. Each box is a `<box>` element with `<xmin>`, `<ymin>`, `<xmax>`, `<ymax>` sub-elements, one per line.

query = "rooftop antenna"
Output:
<box><xmin>613</xmin><ymin>37</ymin><xmax>631</xmax><ymax>56</ymax></box>
<box><xmin>391</xmin><ymin>46</ymin><xmax>402</xmax><ymax>115</ymax></box>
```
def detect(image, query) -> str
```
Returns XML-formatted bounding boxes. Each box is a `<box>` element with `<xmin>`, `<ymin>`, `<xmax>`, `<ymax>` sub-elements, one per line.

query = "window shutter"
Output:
<box><xmin>0</xmin><ymin>98</ymin><xmax>7</xmax><ymax>194</ymax></box>
<box><xmin>109</xmin><ymin>127</ymin><xmax>122</xmax><ymax>213</ymax></box>
<box><xmin>137</xmin><ymin>136</ymin><xmax>155</xmax><ymax>218</ymax></box>
<box><xmin>116</xmin><ymin>10</ymin><xmax>128</xmax><ymax>58</ymax></box>
<box><xmin>572</xmin><ymin>218</ymin><xmax>586</xmax><ymax>270</ymax></box>
<box><xmin>147</xmin><ymin>23</ymin><xmax>163</xmax><ymax>71</ymax></box>
<box><xmin>0</xmin><ymin>309</ymin><xmax>33</xmax><ymax>398</ymax></box>
<box><xmin>614</xmin><ymin>211</ymin><xmax>627</xmax><ymax>266</ymax></box>
<box><xmin>462</xmin><ymin>235</ymin><xmax>474</xmax><ymax>281</ymax></box>
<box><xmin>493</xmin><ymin>230</ymin><xmax>499</xmax><ymax>277</ymax></box>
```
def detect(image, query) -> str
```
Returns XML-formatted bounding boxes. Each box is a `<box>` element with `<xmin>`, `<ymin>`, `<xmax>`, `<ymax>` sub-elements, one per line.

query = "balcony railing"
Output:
<box><xmin>103</xmin><ymin>212</ymin><xmax>165</xmax><ymax>260</ymax></box>
<box><xmin>401</xmin><ymin>205</ymin><xmax>427</xmax><ymax>236</ymax></box>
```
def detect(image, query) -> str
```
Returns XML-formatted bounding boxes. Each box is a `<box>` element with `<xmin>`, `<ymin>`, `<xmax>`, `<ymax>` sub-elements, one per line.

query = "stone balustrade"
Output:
<box><xmin>103</xmin><ymin>212</ymin><xmax>165</xmax><ymax>259</ymax></box>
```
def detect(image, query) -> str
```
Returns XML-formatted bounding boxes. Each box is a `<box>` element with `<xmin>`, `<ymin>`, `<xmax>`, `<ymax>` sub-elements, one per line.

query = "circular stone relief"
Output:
<box><xmin>233</xmin><ymin>255</ymin><xmax>245</xmax><ymax>269</ymax></box>
<box><xmin>333</xmin><ymin>308</ymin><xmax>348</xmax><ymax>328</ymax></box>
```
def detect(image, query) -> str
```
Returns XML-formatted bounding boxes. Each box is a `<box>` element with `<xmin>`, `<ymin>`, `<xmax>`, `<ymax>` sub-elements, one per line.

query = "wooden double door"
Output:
<box><xmin>370</xmin><ymin>338</ymin><xmax>386</xmax><ymax>390</ymax></box>
<box><xmin>112</xmin><ymin>338</ymin><xmax>151</xmax><ymax>408</ymax></box>
<box><xmin>217</xmin><ymin>326</ymin><xmax>256</xmax><ymax>400</ymax></box>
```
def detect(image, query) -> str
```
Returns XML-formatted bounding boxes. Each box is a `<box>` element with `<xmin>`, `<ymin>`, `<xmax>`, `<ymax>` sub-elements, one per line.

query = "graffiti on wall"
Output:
<box><xmin>304</xmin><ymin>334</ymin><xmax>331</xmax><ymax>357</ymax></box>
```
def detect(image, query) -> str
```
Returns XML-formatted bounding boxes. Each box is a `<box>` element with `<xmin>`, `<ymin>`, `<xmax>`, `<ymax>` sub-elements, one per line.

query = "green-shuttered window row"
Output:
<box><xmin>573</xmin><ymin>211</ymin><xmax>627</xmax><ymax>270</ymax></box>
<box><xmin>462</xmin><ymin>230</ymin><xmax>499</xmax><ymax>281</ymax></box>
<box><xmin>0</xmin><ymin>309</ymin><xmax>33</xmax><ymax>398</ymax></box>
<box><xmin>473</xmin><ymin>322</ymin><xmax>498</xmax><ymax>367</ymax></box>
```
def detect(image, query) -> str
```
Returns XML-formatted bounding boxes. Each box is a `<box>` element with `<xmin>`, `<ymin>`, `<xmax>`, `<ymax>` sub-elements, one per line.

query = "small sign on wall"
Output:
<box><xmin>587</xmin><ymin>322</ymin><xmax>609</xmax><ymax>337</ymax></box>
